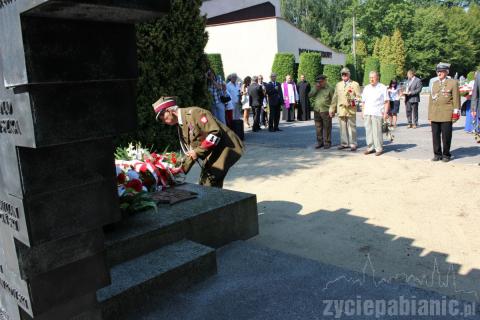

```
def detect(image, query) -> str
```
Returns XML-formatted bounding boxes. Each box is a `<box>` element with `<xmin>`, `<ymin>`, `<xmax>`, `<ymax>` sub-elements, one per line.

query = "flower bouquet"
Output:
<box><xmin>114</xmin><ymin>143</ymin><xmax>185</xmax><ymax>214</ymax></box>
<box><xmin>459</xmin><ymin>82</ymin><xmax>473</xmax><ymax>98</ymax></box>
<box><xmin>345</xmin><ymin>87</ymin><xmax>359</xmax><ymax>109</ymax></box>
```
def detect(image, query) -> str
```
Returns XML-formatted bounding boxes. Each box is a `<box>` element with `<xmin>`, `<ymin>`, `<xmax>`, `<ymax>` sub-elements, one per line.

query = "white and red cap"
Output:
<box><xmin>152</xmin><ymin>96</ymin><xmax>177</xmax><ymax>115</ymax></box>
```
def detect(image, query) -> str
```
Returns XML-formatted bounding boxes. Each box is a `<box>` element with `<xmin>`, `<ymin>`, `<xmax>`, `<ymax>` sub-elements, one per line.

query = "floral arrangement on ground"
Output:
<box><xmin>115</xmin><ymin>143</ymin><xmax>185</xmax><ymax>214</ymax></box>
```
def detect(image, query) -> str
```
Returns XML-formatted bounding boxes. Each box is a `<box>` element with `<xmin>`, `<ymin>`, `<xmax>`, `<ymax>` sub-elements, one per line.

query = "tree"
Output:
<box><xmin>363</xmin><ymin>57</ymin><xmax>380</xmax><ymax>85</ymax></box>
<box><xmin>297</xmin><ymin>52</ymin><xmax>323</xmax><ymax>85</ymax></box>
<box><xmin>271</xmin><ymin>53</ymin><xmax>296</xmax><ymax>82</ymax></box>
<box><xmin>380</xmin><ymin>63</ymin><xmax>397</xmax><ymax>85</ymax></box>
<box><xmin>207</xmin><ymin>54</ymin><xmax>225</xmax><ymax>80</ymax></box>
<box><xmin>323</xmin><ymin>64</ymin><xmax>343</xmax><ymax>84</ymax></box>
<box><xmin>390</xmin><ymin>29</ymin><xmax>406</xmax><ymax>78</ymax></box>
<box><xmin>118</xmin><ymin>0</ymin><xmax>210</xmax><ymax>150</ymax></box>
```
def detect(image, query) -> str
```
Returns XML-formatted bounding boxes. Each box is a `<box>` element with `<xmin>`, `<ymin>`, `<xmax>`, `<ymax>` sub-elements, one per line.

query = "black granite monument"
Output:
<box><xmin>0</xmin><ymin>1</ymin><xmax>170</xmax><ymax>319</ymax></box>
<box><xmin>1</xmin><ymin>1</ymin><xmax>259</xmax><ymax>319</ymax></box>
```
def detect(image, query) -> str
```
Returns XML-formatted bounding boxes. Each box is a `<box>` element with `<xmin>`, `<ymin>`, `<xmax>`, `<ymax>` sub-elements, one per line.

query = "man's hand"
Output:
<box><xmin>186</xmin><ymin>150</ymin><xmax>198</xmax><ymax>160</ymax></box>
<box><xmin>472</xmin><ymin>111</ymin><xmax>477</xmax><ymax>117</ymax></box>
<box><xmin>329</xmin><ymin>111</ymin><xmax>335</xmax><ymax>118</ymax></box>
<box><xmin>170</xmin><ymin>167</ymin><xmax>183</xmax><ymax>175</ymax></box>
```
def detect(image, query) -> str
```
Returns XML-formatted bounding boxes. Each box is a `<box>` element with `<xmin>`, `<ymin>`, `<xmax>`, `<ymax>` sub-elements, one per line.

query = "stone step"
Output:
<box><xmin>104</xmin><ymin>183</ymin><xmax>258</xmax><ymax>267</ymax></box>
<box><xmin>97</xmin><ymin>239</ymin><xmax>216</xmax><ymax>320</ymax></box>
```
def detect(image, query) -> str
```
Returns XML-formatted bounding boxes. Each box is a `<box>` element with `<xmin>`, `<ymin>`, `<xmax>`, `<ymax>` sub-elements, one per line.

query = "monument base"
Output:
<box><xmin>98</xmin><ymin>183</ymin><xmax>259</xmax><ymax>319</ymax></box>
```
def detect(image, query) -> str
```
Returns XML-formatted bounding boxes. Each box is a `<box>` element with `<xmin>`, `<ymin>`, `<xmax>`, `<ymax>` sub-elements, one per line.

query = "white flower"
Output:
<box><xmin>115</xmin><ymin>166</ymin><xmax>123</xmax><ymax>176</ymax></box>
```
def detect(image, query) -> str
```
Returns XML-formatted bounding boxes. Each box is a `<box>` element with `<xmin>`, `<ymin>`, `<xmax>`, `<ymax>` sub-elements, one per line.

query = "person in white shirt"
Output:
<box><xmin>361</xmin><ymin>71</ymin><xmax>390</xmax><ymax>156</ymax></box>
<box><xmin>226</xmin><ymin>73</ymin><xmax>240</xmax><ymax>125</ymax></box>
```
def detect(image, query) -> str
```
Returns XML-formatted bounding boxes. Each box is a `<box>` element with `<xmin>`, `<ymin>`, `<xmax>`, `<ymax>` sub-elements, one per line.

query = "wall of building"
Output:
<box><xmin>205</xmin><ymin>18</ymin><xmax>279</xmax><ymax>81</ymax></box>
<box><xmin>276</xmin><ymin>19</ymin><xmax>346</xmax><ymax>66</ymax></box>
<box><xmin>205</xmin><ymin>17</ymin><xmax>347</xmax><ymax>82</ymax></box>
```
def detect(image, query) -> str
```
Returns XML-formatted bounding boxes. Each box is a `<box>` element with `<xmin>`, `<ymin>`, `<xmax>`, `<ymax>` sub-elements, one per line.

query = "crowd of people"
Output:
<box><xmin>205</xmin><ymin>63</ymin><xmax>479</xmax><ymax>162</ymax></box>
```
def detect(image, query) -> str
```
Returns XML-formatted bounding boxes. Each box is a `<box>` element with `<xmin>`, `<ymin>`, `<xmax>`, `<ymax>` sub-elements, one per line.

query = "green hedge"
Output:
<box><xmin>116</xmin><ymin>0</ymin><xmax>210</xmax><ymax>151</ymax></box>
<box><xmin>207</xmin><ymin>53</ymin><xmax>225</xmax><ymax>80</ymax></box>
<box><xmin>323</xmin><ymin>64</ymin><xmax>342</xmax><ymax>84</ymax></box>
<box><xmin>380</xmin><ymin>63</ymin><xmax>397</xmax><ymax>85</ymax></box>
<box><xmin>297</xmin><ymin>52</ymin><xmax>322</xmax><ymax>85</ymax></box>
<box><xmin>363</xmin><ymin>57</ymin><xmax>380</xmax><ymax>85</ymax></box>
<box><xmin>271</xmin><ymin>53</ymin><xmax>295</xmax><ymax>82</ymax></box>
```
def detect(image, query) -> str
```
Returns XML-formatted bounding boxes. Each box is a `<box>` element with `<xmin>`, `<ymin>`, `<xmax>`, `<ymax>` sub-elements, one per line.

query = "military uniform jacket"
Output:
<box><xmin>428</xmin><ymin>79</ymin><xmax>460</xmax><ymax>122</ymax></box>
<box><xmin>330</xmin><ymin>80</ymin><xmax>361</xmax><ymax>117</ymax></box>
<box><xmin>179</xmin><ymin>107</ymin><xmax>244</xmax><ymax>174</ymax></box>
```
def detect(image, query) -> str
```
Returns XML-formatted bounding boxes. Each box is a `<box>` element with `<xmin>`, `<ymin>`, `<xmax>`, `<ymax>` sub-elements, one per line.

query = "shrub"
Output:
<box><xmin>323</xmin><ymin>64</ymin><xmax>343</xmax><ymax>85</ymax></box>
<box><xmin>297</xmin><ymin>52</ymin><xmax>322</xmax><ymax>85</ymax></box>
<box><xmin>116</xmin><ymin>0</ymin><xmax>210</xmax><ymax>151</ymax></box>
<box><xmin>271</xmin><ymin>53</ymin><xmax>295</xmax><ymax>82</ymax></box>
<box><xmin>380</xmin><ymin>63</ymin><xmax>397</xmax><ymax>85</ymax></box>
<box><xmin>207</xmin><ymin>53</ymin><xmax>225</xmax><ymax>80</ymax></box>
<box><xmin>363</xmin><ymin>57</ymin><xmax>380</xmax><ymax>85</ymax></box>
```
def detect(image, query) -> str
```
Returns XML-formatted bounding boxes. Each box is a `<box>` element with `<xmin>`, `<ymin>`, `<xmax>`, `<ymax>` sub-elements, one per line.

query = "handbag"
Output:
<box><xmin>220</xmin><ymin>95</ymin><xmax>231</xmax><ymax>104</ymax></box>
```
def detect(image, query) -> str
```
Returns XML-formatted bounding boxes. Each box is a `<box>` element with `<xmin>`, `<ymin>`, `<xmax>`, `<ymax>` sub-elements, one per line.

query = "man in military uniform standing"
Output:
<box><xmin>329</xmin><ymin>67</ymin><xmax>361</xmax><ymax>151</ymax></box>
<box><xmin>428</xmin><ymin>63</ymin><xmax>460</xmax><ymax>162</ymax></box>
<box><xmin>152</xmin><ymin>97</ymin><xmax>244</xmax><ymax>188</ymax></box>
<box><xmin>309</xmin><ymin>75</ymin><xmax>334</xmax><ymax>149</ymax></box>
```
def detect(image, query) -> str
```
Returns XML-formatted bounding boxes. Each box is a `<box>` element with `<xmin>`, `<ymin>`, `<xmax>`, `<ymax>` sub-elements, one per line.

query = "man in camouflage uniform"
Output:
<box><xmin>153</xmin><ymin>97</ymin><xmax>244</xmax><ymax>188</ymax></box>
<box><xmin>428</xmin><ymin>63</ymin><xmax>460</xmax><ymax>162</ymax></box>
<box><xmin>329</xmin><ymin>67</ymin><xmax>361</xmax><ymax>151</ymax></box>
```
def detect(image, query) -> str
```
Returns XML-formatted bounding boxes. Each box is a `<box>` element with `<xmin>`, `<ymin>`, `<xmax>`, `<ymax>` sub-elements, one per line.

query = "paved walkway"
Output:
<box><xmin>177</xmin><ymin>96</ymin><xmax>480</xmax><ymax>319</ymax></box>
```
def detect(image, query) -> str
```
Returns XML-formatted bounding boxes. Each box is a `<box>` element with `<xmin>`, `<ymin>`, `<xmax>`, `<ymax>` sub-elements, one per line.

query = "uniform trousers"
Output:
<box><xmin>339</xmin><ymin>116</ymin><xmax>357</xmax><ymax>147</ymax></box>
<box><xmin>431</xmin><ymin>121</ymin><xmax>452</xmax><ymax>158</ymax></box>
<box><xmin>314</xmin><ymin>111</ymin><xmax>332</xmax><ymax>145</ymax></box>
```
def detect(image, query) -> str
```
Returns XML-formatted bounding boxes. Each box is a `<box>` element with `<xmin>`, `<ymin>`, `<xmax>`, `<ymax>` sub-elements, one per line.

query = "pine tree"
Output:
<box><xmin>372</xmin><ymin>38</ymin><xmax>381</xmax><ymax>58</ymax></box>
<box><xmin>378</xmin><ymin>35</ymin><xmax>392</xmax><ymax>66</ymax></box>
<box><xmin>390</xmin><ymin>29</ymin><xmax>406</xmax><ymax>78</ymax></box>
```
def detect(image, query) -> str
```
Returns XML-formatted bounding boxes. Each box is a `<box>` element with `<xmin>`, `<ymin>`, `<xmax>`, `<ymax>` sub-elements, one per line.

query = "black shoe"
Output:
<box><xmin>442</xmin><ymin>157</ymin><xmax>451</xmax><ymax>162</ymax></box>
<box><xmin>431</xmin><ymin>156</ymin><xmax>442</xmax><ymax>162</ymax></box>
<box><xmin>315</xmin><ymin>143</ymin><xmax>324</xmax><ymax>149</ymax></box>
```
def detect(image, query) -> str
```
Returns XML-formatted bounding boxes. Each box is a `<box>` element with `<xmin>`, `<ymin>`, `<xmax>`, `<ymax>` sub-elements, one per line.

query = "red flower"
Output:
<box><xmin>117</xmin><ymin>172</ymin><xmax>126</xmax><ymax>184</ymax></box>
<box><xmin>171</xmin><ymin>154</ymin><xmax>177</xmax><ymax>165</ymax></box>
<box><xmin>125</xmin><ymin>179</ymin><xmax>143</xmax><ymax>192</ymax></box>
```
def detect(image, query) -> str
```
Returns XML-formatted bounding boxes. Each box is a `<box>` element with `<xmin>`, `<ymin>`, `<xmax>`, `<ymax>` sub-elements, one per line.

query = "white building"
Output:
<box><xmin>201</xmin><ymin>0</ymin><xmax>346</xmax><ymax>81</ymax></box>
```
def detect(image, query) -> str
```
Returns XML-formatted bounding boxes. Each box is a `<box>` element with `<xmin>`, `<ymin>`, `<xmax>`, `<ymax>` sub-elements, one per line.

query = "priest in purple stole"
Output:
<box><xmin>281</xmin><ymin>74</ymin><xmax>299</xmax><ymax>122</ymax></box>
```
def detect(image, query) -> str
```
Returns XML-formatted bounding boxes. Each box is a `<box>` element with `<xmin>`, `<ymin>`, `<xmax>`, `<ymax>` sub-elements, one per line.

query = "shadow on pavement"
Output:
<box><xmin>254</xmin><ymin>200</ymin><xmax>480</xmax><ymax>305</ymax></box>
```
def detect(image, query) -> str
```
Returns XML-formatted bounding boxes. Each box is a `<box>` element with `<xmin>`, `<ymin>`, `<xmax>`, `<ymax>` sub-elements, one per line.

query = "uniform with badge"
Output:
<box><xmin>329</xmin><ymin>67</ymin><xmax>361</xmax><ymax>149</ymax></box>
<box><xmin>428</xmin><ymin>62</ymin><xmax>460</xmax><ymax>161</ymax></box>
<box><xmin>178</xmin><ymin>107</ymin><xmax>244</xmax><ymax>187</ymax></box>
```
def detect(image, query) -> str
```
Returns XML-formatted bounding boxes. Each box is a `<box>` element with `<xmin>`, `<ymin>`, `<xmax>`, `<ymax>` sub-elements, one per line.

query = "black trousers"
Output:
<box><xmin>431</xmin><ymin>121</ymin><xmax>452</xmax><ymax>158</ymax></box>
<box><xmin>252</xmin><ymin>106</ymin><xmax>262</xmax><ymax>131</ymax></box>
<box><xmin>406</xmin><ymin>101</ymin><xmax>419</xmax><ymax>125</ymax></box>
<box><xmin>269</xmin><ymin>104</ymin><xmax>281</xmax><ymax>130</ymax></box>
<box><xmin>260</xmin><ymin>106</ymin><xmax>268</xmax><ymax>127</ymax></box>
<box><xmin>282</xmin><ymin>104</ymin><xmax>295</xmax><ymax>121</ymax></box>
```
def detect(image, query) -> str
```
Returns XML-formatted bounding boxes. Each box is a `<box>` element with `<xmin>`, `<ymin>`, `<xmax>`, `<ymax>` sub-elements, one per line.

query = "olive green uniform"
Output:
<box><xmin>179</xmin><ymin>107</ymin><xmax>244</xmax><ymax>188</ymax></box>
<box><xmin>309</xmin><ymin>84</ymin><xmax>335</xmax><ymax>146</ymax></box>
<box><xmin>428</xmin><ymin>79</ymin><xmax>460</xmax><ymax>159</ymax></box>
<box><xmin>330</xmin><ymin>80</ymin><xmax>361</xmax><ymax>147</ymax></box>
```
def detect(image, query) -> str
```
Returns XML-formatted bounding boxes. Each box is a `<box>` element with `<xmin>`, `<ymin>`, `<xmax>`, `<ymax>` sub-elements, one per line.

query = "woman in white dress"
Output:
<box><xmin>241</xmin><ymin>76</ymin><xmax>252</xmax><ymax>127</ymax></box>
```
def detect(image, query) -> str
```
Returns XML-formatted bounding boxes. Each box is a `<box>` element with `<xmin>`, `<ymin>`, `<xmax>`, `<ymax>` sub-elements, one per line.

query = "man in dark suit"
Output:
<box><xmin>297</xmin><ymin>74</ymin><xmax>311</xmax><ymax>121</ymax></box>
<box><xmin>265</xmin><ymin>73</ymin><xmax>284</xmax><ymax>132</ymax></box>
<box><xmin>403</xmin><ymin>69</ymin><xmax>422</xmax><ymax>128</ymax></box>
<box><xmin>248</xmin><ymin>75</ymin><xmax>265</xmax><ymax>132</ymax></box>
